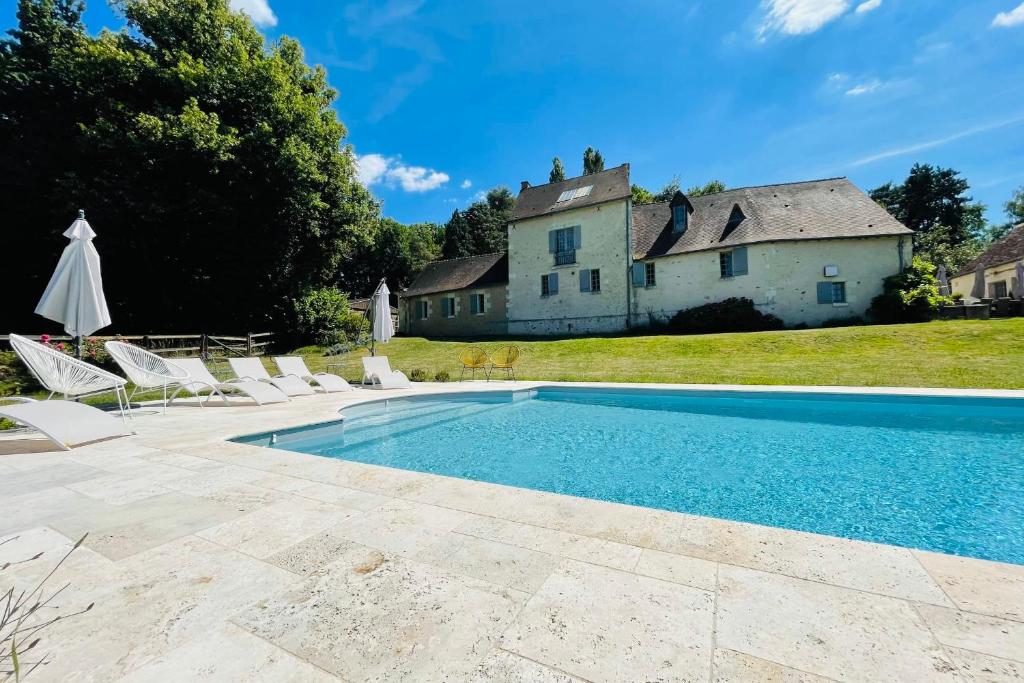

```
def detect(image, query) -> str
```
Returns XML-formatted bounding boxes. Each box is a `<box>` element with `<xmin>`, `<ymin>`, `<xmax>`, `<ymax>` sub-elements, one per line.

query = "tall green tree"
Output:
<box><xmin>869</xmin><ymin>164</ymin><xmax>986</xmax><ymax>246</ymax></box>
<box><xmin>652</xmin><ymin>176</ymin><xmax>681</xmax><ymax>203</ymax></box>
<box><xmin>582</xmin><ymin>146</ymin><xmax>604</xmax><ymax>175</ymax></box>
<box><xmin>1005</xmin><ymin>185</ymin><xmax>1024</xmax><ymax>226</ymax></box>
<box><xmin>1</xmin><ymin>0</ymin><xmax>378</xmax><ymax>332</ymax></box>
<box><xmin>441</xmin><ymin>187</ymin><xmax>514</xmax><ymax>259</ymax></box>
<box><xmin>549</xmin><ymin>157</ymin><xmax>566</xmax><ymax>183</ymax></box>
<box><xmin>631</xmin><ymin>185</ymin><xmax>655</xmax><ymax>205</ymax></box>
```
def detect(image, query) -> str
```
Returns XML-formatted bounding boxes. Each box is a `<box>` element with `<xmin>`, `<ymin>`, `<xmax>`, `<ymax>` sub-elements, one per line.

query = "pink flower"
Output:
<box><xmin>40</xmin><ymin>334</ymin><xmax>50</xmax><ymax>344</ymax></box>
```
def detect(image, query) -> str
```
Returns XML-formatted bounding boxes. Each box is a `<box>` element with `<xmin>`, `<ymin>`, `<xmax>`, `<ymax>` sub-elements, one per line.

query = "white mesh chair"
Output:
<box><xmin>174</xmin><ymin>358</ymin><xmax>289</xmax><ymax>406</ymax></box>
<box><xmin>227</xmin><ymin>357</ymin><xmax>315</xmax><ymax>396</ymax></box>
<box><xmin>273</xmin><ymin>356</ymin><xmax>353</xmax><ymax>393</ymax></box>
<box><xmin>105</xmin><ymin>340</ymin><xmax>189</xmax><ymax>413</ymax></box>
<box><xmin>9</xmin><ymin>333</ymin><xmax>131</xmax><ymax>421</ymax></box>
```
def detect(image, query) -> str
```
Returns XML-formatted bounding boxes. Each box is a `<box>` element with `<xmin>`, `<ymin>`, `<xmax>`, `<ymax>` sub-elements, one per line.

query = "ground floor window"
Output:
<box><xmin>541</xmin><ymin>273</ymin><xmax>558</xmax><ymax>296</ymax></box>
<box><xmin>441</xmin><ymin>296</ymin><xmax>457</xmax><ymax>318</ymax></box>
<box><xmin>469</xmin><ymin>292</ymin><xmax>486</xmax><ymax>314</ymax></box>
<box><xmin>720</xmin><ymin>251</ymin><xmax>733</xmax><ymax>278</ymax></box>
<box><xmin>645</xmin><ymin>262</ymin><xmax>656</xmax><ymax>287</ymax></box>
<box><xmin>992</xmin><ymin>281</ymin><xmax>1008</xmax><ymax>298</ymax></box>
<box><xmin>590</xmin><ymin>269</ymin><xmax>601</xmax><ymax>293</ymax></box>
<box><xmin>817</xmin><ymin>281</ymin><xmax>847</xmax><ymax>304</ymax></box>
<box><xmin>416</xmin><ymin>300</ymin><xmax>428</xmax><ymax>319</ymax></box>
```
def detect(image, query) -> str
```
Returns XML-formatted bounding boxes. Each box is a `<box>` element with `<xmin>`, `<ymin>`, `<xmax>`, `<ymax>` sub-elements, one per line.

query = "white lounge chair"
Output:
<box><xmin>9</xmin><ymin>333</ymin><xmax>131</xmax><ymax>420</ymax></box>
<box><xmin>173</xmin><ymin>359</ymin><xmax>290</xmax><ymax>406</ymax></box>
<box><xmin>0</xmin><ymin>397</ymin><xmax>132</xmax><ymax>450</ymax></box>
<box><xmin>105</xmin><ymin>340</ymin><xmax>189</xmax><ymax>413</ymax></box>
<box><xmin>361</xmin><ymin>356</ymin><xmax>411</xmax><ymax>389</ymax></box>
<box><xmin>228</xmin><ymin>357</ymin><xmax>315</xmax><ymax>396</ymax></box>
<box><xmin>273</xmin><ymin>356</ymin><xmax>353</xmax><ymax>393</ymax></box>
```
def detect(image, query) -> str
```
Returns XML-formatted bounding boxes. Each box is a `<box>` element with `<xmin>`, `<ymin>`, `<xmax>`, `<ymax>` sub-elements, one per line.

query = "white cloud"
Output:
<box><xmin>992</xmin><ymin>2</ymin><xmax>1024</xmax><ymax>27</ymax></box>
<box><xmin>460</xmin><ymin>179</ymin><xmax>472</xmax><ymax>189</ymax></box>
<box><xmin>758</xmin><ymin>0</ymin><xmax>850</xmax><ymax>38</ymax></box>
<box><xmin>845</xmin><ymin>79</ymin><xmax>882</xmax><ymax>96</ymax></box>
<box><xmin>355</xmin><ymin>153</ymin><xmax>449</xmax><ymax>192</ymax></box>
<box><xmin>230</xmin><ymin>0</ymin><xmax>277</xmax><ymax>27</ymax></box>
<box><xmin>855</xmin><ymin>0</ymin><xmax>881</xmax><ymax>14</ymax></box>
<box><xmin>850</xmin><ymin>113</ymin><xmax>1024</xmax><ymax>166</ymax></box>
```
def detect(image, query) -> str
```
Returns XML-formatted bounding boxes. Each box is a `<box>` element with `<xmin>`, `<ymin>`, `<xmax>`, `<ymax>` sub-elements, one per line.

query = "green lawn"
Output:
<box><xmin>305</xmin><ymin>318</ymin><xmax>1024</xmax><ymax>389</ymax></box>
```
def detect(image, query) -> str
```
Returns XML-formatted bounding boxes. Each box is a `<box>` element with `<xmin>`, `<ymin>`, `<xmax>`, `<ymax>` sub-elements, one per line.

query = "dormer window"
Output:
<box><xmin>673</xmin><ymin>205</ymin><xmax>688</xmax><ymax>233</ymax></box>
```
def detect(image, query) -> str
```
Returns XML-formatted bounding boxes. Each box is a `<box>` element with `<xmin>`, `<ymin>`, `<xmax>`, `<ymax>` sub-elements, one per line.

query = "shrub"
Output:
<box><xmin>667</xmin><ymin>298</ymin><xmax>784</xmax><ymax>335</ymax></box>
<box><xmin>820</xmin><ymin>315</ymin><xmax>866</xmax><ymax>328</ymax></box>
<box><xmin>869</xmin><ymin>257</ymin><xmax>953</xmax><ymax>324</ymax></box>
<box><xmin>433</xmin><ymin>370</ymin><xmax>450</xmax><ymax>382</ymax></box>
<box><xmin>409</xmin><ymin>368</ymin><xmax>429</xmax><ymax>382</ymax></box>
<box><xmin>293</xmin><ymin>287</ymin><xmax>367</xmax><ymax>346</ymax></box>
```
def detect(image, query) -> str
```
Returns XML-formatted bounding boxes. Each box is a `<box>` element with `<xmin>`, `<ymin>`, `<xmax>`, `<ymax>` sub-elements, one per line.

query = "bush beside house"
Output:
<box><xmin>869</xmin><ymin>257</ymin><xmax>953</xmax><ymax>323</ymax></box>
<box><xmin>667</xmin><ymin>298</ymin><xmax>785</xmax><ymax>335</ymax></box>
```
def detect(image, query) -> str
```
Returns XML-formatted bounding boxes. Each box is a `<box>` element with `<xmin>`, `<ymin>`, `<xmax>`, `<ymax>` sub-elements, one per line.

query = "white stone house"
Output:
<box><xmin>399</xmin><ymin>164</ymin><xmax>913</xmax><ymax>336</ymax></box>
<box><xmin>949</xmin><ymin>223</ymin><xmax>1024</xmax><ymax>301</ymax></box>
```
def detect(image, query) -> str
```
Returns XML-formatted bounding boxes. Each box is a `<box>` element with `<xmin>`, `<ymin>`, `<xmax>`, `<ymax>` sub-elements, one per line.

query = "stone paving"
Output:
<box><xmin>1</xmin><ymin>382</ymin><xmax>1022</xmax><ymax>682</ymax></box>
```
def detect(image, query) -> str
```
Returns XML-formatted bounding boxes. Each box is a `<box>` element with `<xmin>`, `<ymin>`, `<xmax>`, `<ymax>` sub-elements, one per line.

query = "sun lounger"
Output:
<box><xmin>227</xmin><ymin>357</ymin><xmax>315</xmax><ymax>396</ymax></box>
<box><xmin>173</xmin><ymin>359</ymin><xmax>289</xmax><ymax>405</ymax></box>
<box><xmin>0</xmin><ymin>398</ymin><xmax>132</xmax><ymax>450</ymax></box>
<box><xmin>361</xmin><ymin>356</ymin><xmax>411</xmax><ymax>389</ymax></box>
<box><xmin>273</xmin><ymin>356</ymin><xmax>353</xmax><ymax>393</ymax></box>
<box><xmin>105</xmin><ymin>340</ymin><xmax>189</xmax><ymax>414</ymax></box>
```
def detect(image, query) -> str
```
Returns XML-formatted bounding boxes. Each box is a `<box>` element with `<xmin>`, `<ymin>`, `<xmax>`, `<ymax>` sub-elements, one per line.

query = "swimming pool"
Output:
<box><xmin>236</xmin><ymin>387</ymin><xmax>1024</xmax><ymax>564</ymax></box>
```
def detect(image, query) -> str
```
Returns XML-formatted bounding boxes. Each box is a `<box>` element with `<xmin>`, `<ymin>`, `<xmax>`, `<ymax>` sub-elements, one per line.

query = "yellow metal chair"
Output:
<box><xmin>458</xmin><ymin>346</ymin><xmax>490</xmax><ymax>381</ymax></box>
<box><xmin>488</xmin><ymin>345</ymin><xmax>522</xmax><ymax>381</ymax></box>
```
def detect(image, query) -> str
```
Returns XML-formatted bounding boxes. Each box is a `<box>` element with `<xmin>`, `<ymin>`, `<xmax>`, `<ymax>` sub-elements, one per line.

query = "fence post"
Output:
<box><xmin>200</xmin><ymin>333</ymin><xmax>208</xmax><ymax>360</ymax></box>
<box><xmin>246</xmin><ymin>332</ymin><xmax>253</xmax><ymax>356</ymax></box>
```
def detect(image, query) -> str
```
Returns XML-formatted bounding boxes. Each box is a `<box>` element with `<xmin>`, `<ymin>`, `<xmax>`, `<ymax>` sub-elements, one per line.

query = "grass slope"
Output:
<box><xmin>307</xmin><ymin>319</ymin><xmax>1024</xmax><ymax>389</ymax></box>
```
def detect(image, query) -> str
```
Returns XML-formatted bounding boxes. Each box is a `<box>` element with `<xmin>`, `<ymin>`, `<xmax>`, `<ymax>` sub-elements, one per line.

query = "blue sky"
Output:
<box><xmin>5</xmin><ymin>0</ymin><xmax>1024</xmax><ymax>226</ymax></box>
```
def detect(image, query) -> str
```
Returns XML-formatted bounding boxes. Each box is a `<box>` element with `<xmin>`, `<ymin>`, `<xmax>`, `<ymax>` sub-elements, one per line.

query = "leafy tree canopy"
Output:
<box><xmin>687</xmin><ymin>180</ymin><xmax>726</xmax><ymax>197</ymax></box>
<box><xmin>869</xmin><ymin>164</ymin><xmax>986</xmax><ymax>246</ymax></box>
<box><xmin>549</xmin><ymin>157</ymin><xmax>565</xmax><ymax>183</ymax></box>
<box><xmin>631</xmin><ymin>184</ymin><xmax>655</xmax><ymax>206</ymax></box>
<box><xmin>441</xmin><ymin>187</ymin><xmax>514</xmax><ymax>259</ymax></box>
<box><xmin>1</xmin><ymin>0</ymin><xmax>379</xmax><ymax>333</ymax></box>
<box><xmin>653</xmin><ymin>177</ymin><xmax>681</xmax><ymax>203</ymax></box>
<box><xmin>1004</xmin><ymin>185</ymin><xmax>1024</xmax><ymax>226</ymax></box>
<box><xmin>582</xmin><ymin>146</ymin><xmax>605</xmax><ymax>175</ymax></box>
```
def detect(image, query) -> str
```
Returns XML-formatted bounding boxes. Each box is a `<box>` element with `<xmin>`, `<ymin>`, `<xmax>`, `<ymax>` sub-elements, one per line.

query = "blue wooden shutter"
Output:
<box><xmin>817</xmin><ymin>282</ymin><xmax>833</xmax><ymax>304</ymax></box>
<box><xmin>573</xmin><ymin>225</ymin><xmax>582</xmax><ymax>250</ymax></box>
<box><xmin>549</xmin><ymin>272</ymin><xmax>558</xmax><ymax>294</ymax></box>
<box><xmin>548</xmin><ymin>230</ymin><xmax>557</xmax><ymax>253</ymax></box>
<box><xmin>733</xmin><ymin>247</ymin><xmax>748</xmax><ymax>276</ymax></box>
<box><xmin>579</xmin><ymin>269</ymin><xmax>591</xmax><ymax>292</ymax></box>
<box><xmin>632</xmin><ymin>262</ymin><xmax>646</xmax><ymax>286</ymax></box>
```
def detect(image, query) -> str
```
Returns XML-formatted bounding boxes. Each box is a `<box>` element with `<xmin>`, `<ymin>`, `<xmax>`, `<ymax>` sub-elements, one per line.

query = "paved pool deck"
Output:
<box><xmin>1</xmin><ymin>381</ymin><xmax>1022</xmax><ymax>682</ymax></box>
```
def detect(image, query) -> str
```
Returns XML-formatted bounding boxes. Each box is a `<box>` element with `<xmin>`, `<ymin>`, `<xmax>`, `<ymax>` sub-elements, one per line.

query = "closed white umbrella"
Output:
<box><xmin>368</xmin><ymin>279</ymin><xmax>394</xmax><ymax>356</ymax></box>
<box><xmin>936</xmin><ymin>265</ymin><xmax>950</xmax><ymax>296</ymax></box>
<box><xmin>969</xmin><ymin>263</ymin><xmax>986</xmax><ymax>301</ymax></box>
<box><xmin>34</xmin><ymin>210</ymin><xmax>112</xmax><ymax>345</ymax></box>
<box><xmin>1014</xmin><ymin>262</ymin><xmax>1024</xmax><ymax>299</ymax></box>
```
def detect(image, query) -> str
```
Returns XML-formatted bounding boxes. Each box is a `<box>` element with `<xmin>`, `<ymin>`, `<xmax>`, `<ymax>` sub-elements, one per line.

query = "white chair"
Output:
<box><xmin>174</xmin><ymin>359</ymin><xmax>289</xmax><ymax>406</ymax></box>
<box><xmin>361</xmin><ymin>356</ymin><xmax>411</xmax><ymax>389</ymax></box>
<box><xmin>105</xmin><ymin>340</ymin><xmax>189</xmax><ymax>413</ymax></box>
<box><xmin>273</xmin><ymin>356</ymin><xmax>353</xmax><ymax>393</ymax></box>
<box><xmin>9</xmin><ymin>333</ymin><xmax>131</xmax><ymax>421</ymax></box>
<box><xmin>228</xmin><ymin>357</ymin><xmax>315</xmax><ymax>397</ymax></box>
<box><xmin>0</xmin><ymin>397</ymin><xmax>132</xmax><ymax>450</ymax></box>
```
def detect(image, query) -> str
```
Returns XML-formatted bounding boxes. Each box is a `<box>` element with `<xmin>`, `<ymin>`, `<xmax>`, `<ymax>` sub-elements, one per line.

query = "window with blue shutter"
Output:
<box><xmin>573</xmin><ymin>225</ymin><xmax>581</xmax><ymax>249</ymax></box>
<box><xmin>645</xmin><ymin>262</ymin><xmax>656</xmax><ymax>287</ymax></box>
<box><xmin>548</xmin><ymin>230</ymin><xmax>557</xmax><ymax>254</ymax></box>
<box><xmin>553</xmin><ymin>228</ymin><xmax>576</xmax><ymax>265</ymax></box>
<box><xmin>632</xmin><ymin>262</ymin><xmax>646</xmax><ymax>286</ymax></box>
<box><xmin>817</xmin><ymin>282</ymin><xmax>833</xmax><ymax>304</ymax></box>
<box><xmin>831</xmin><ymin>282</ymin><xmax>847</xmax><ymax>303</ymax></box>
<box><xmin>720</xmin><ymin>252</ymin><xmax>734</xmax><ymax>278</ymax></box>
<box><xmin>579</xmin><ymin>269</ymin><xmax>591</xmax><ymax>292</ymax></box>
<box><xmin>590</xmin><ymin>269</ymin><xmax>601</xmax><ymax>292</ymax></box>
<box><xmin>732</xmin><ymin>247</ymin><xmax>748</xmax><ymax>276</ymax></box>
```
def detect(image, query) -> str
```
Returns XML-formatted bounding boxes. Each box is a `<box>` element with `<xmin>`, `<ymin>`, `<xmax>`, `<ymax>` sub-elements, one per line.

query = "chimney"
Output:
<box><xmin>520</xmin><ymin>180</ymin><xmax>530</xmax><ymax>192</ymax></box>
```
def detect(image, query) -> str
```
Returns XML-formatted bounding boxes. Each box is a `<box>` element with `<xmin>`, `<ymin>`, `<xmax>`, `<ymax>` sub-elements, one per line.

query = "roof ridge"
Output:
<box><xmin>518</xmin><ymin>163</ymin><xmax>629</xmax><ymax>192</ymax></box>
<box><xmin>630</xmin><ymin>176</ymin><xmax>850</xmax><ymax>208</ymax></box>
<box><xmin>421</xmin><ymin>251</ymin><xmax>506</xmax><ymax>266</ymax></box>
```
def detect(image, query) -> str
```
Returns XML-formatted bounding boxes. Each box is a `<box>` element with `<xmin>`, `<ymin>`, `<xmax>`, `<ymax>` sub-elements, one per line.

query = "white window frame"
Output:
<box><xmin>417</xmin><ymin>300</ymin><xmax>428</xmax><ymax>320</ymax></box>
<box><xmin>644</xmin><ymin>262</ymin><xmax>656</xmax><ymax>287</ymax></box>
<box><xmin>444</xmin><ymin>296</ymin><xmax>457</xmax><ymax>318</ymax></box>
<box><xmin>590</xmin><ymin>269</ymin><xmax>601</xmax><ymax>293</ymax></box>
<box><xmin>471</xmin><ymin>292</ymin><xmax>486</xmax><ymax>315</ymax></box>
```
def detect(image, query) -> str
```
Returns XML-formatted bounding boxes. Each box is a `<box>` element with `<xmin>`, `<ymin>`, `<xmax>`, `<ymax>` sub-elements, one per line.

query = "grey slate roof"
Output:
<box><xmin>631</xmin><ymin>177</ymin><xmax>913</xmax><ymax>259</ymax></box>
<box><xmin>401</xmin><ymin>252</ymin><xmax>508</xmax><ymax>297</ymax></box>
<box><xmin>956</xmin><ymin>223</ymin><xmax>1024</xmax><ymax>277</ymax></box>
<box><xmin>511</xmin><ymin>164</ymin><xmax>631</xmax><ymax>222</ymax></box>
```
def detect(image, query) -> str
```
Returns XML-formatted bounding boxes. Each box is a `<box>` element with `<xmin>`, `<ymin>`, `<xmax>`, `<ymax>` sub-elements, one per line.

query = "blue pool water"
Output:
<box><xmin>237</xmin><ymin>388</ymin><xmax>1024</xmax><ymax>564</ymax></box>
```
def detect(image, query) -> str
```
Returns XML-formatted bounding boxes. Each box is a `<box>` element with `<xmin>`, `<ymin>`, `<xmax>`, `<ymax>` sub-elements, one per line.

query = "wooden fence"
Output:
<box><xmin>0</xmin><ymin>332</ymin><xmax>274</xmax><ymax>359</ymax></box>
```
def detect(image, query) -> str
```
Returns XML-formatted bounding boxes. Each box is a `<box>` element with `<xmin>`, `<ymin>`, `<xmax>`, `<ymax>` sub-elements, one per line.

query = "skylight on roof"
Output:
<box><xmin>556</xmin><ymin>185</ymin><xmax>593</xmax><ymax>203</ymax></box>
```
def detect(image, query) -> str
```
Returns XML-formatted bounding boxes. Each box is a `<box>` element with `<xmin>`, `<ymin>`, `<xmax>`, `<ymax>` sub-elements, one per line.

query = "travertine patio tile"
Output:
<box><xmin>414</xmin><ymin>531</ymin><xmax>558</xmax><ymax>593</ymax></box>
<box><xmin>945</xmin><ymin>647</ymin><xmax>1024</xmax><ymax>682</ymax></box>
<box><xmin>162</xmin><ymin>463</ymin><xmax>268</xmax><ymax>493</ymax></box>
<box><xmin>64</xmin><ymin>471</ymin><xmax>173</xmax><ymax>505</ymax></box>
<box><xmin>333</xmin><ymin>459</ymin><xmax>438</xmax><ymax>497</ymax></box>
<box><xmin>455</xmin><ymin>515</ymin><xmax>642</xmax><ymax>571</ymax></box>
<box><xmin>916</xmin><ymin>603</ymin><xmax>1024</xmax><ymax>662</ymax></box>
<box><xmin>265</xmin><ymin>526</ymin><xmax>382</xmax><ymax>576</ymax></box>
<box><xmin>196</xmin><ymin>497</ymin><xmax>357</xmax><ymax>558</ymax></box>
<box><xmin>915</xmin><ymin>550</ymin><xmax>1024</xmax><ymax>622</ymax></box>
<box><xmin>332</xmin><ymin>498</ymin><xmax>475</xmax><ymax>556</ymax></box>
<box><xmin>634</xmin><ymin>547</ymin><xmax>719</xmax><ymax>591</ymax></box>
<box><xmin>114</xmin><ymin>622</ymin><xmax>341</xmax><ymax>682</ymax></box>
<box><xmin>716</xmin><ymin>564</ymin><xmax>958</xmax><ymax>682</ymax></box>
<box><xmin>232</xmin><ymin>554</ymin><xmax>526</xmax><ymax>681</ymax></box>
<box><xmin>138</xmin><ymin>449</ymin><xmax>225</xmax><ymax>472</ymax></box>
<box><xmin>51</xmin><ymin>492</ymin><xmax>244</xmax><ymax>560</ymax></box>
<box><xmin>469</xmin><ymin>650</ymin><xmax>586</xmax><ymax>682</ymax></box>
<box><xmin>255</xmin><ymin>473</ymin><xmax>391</xmax><ymax>511</ymax></box>
<box><xmin>712</xmin><ymin>648</ymin><xmax>832</xmax><ymax>682</ymax></box>
<box><xmin>0</xmin><ymin>486</ymin><xmax>111</xmax><ymax>536</ymax></box>
<box><xmin>29</xmin><ymin>535</ymin><xmax>300</xmax><ymax>682</ymax></box>
<box><xmin>502</xmin><ymin>559</ymin><xmax>714</xmax><ymax>683</ymax></box>
<box><xmin>0</xmin><ymin>461</ymin><xmax>106</xmax><ymax>496</ymax></box>
<box><xmin>0</xmin><ymin>526</ymin><xmax>130</xmax><ymax>600</ymax></box>
<box><xmin>189</xmin><ymin>482</ymin><xmax>292</xmax><ymax>512</ymax></box>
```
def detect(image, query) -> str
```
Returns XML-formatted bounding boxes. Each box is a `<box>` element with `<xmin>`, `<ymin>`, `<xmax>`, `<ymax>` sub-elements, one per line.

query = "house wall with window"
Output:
<box><xmin>399</xmin><ymin>283</ymin><xmax>508</xmax><ymax>337</ymax></box>
<box><xmin>631</xmin><ymin>236</ymin><xmax>908</xmax><ymax>327</ymax></box>
<box><xmin>950</xmin><ymin>261</ymin><xmax>1021</xmax><ymax>302</ymax></box>
<box><xmin>507</xmin><ymin>199</ymin><xmax>633</xmax><ymax>335</ymax></box>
